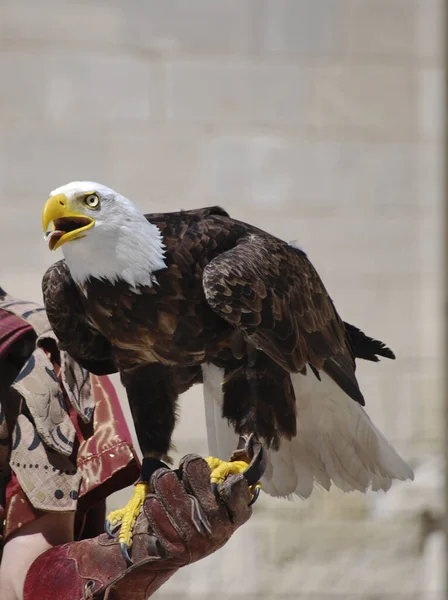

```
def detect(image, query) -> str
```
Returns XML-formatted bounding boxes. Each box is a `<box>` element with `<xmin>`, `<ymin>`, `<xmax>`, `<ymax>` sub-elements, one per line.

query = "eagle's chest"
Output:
<box><xmin>81</xmin><ymin>272</ymin><xmax>231</xmax><ymax>366</ymax></box>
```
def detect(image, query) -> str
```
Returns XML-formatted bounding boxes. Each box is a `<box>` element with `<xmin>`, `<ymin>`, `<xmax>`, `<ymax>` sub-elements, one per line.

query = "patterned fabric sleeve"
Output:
<box><xmin>0</xmin><ymin>310</ymin><xmax>36</xmax><ymax>474</ymax></box>
<box><xmin>0</xmin><ymin>310</ymin><xmax>35</xmax><ymax>362</ymax></box>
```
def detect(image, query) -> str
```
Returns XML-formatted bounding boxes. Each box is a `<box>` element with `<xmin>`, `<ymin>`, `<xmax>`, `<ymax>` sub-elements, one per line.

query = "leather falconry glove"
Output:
<box><xmin>23</xmin><ymin>435</ymin><xmax>266</xmax><ymax>600</ymax></box>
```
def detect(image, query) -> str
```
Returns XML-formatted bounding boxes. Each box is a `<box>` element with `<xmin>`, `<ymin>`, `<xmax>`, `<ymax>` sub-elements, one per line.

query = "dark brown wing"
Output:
<box><xmin>203</xmin><ymin>233</ymin><xmax>365</xmax><ymax>405</ymax></box>
<box><xmin>42</xmin><ymin>260</ymin><xmax>117</xmax><ymax>375</ymax></box>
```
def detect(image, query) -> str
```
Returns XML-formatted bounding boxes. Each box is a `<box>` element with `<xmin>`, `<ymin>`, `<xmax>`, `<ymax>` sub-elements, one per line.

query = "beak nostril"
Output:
<box><xmin>59</xmin><ymin>200</ymin><xmax>65</xmax><ymax>206</ymax></box>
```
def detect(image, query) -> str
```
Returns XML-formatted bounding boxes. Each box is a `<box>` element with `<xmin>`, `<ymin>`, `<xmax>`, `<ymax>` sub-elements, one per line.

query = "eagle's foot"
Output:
<box><xmin>105</xmin><ymin>482</ymin><xmax>149</xmax><ymax>562</ymax></box>
<box><xmin>205</xmin><ymin>456</ymin><xmax>261</xmax><ymax>504</ymax></box>
<box><xmin>205</xmin><ymin>456</ymin><xmax>249</xmax><ymax>484</ymax></box>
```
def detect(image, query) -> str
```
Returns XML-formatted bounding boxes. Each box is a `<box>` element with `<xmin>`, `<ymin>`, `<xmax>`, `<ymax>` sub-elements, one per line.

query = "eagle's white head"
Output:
<box><xmin>42</xmin><ymin>181</ymin><xmax>166</xmax><ymax>289</ymax></box>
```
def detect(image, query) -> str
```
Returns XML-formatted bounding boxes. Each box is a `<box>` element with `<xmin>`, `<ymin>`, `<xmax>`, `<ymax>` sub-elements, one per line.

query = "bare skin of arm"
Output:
<box><xmin>0</xmin><ymin>512</ymin><xmax>74</xmax><ymax>600</ymax></box>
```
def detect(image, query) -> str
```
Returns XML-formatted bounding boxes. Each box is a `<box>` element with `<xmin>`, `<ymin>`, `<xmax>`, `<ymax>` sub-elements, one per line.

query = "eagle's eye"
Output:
<box><xmin>84</xmin><ymin>194</ymin><xmax>100</xmax><ymax>209</ymax></box>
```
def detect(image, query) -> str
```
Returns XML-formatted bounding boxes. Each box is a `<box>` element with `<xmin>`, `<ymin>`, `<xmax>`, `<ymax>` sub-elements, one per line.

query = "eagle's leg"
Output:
<box><xmin>205</xmin><ymin>354</ymin><xmax>284</xmax><ymax>501</ymax></box>
<box><xmin>106</xmin><ymin>364</ymin><xmax>178</xmax><ymax>562</ymax></box>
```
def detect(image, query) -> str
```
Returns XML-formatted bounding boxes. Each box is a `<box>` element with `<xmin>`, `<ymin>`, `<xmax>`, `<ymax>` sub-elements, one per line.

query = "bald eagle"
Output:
<box><xmin>42</xmin><ymin>182</ymin><xmax>413</xmax><ymax>552</ymax></box>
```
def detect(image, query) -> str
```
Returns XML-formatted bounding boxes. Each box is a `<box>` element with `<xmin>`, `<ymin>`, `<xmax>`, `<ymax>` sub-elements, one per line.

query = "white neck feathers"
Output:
<box><xmin>63</xmin><ymin>215</ymin><xmax>166</xmax><ymax>291</ymax></box>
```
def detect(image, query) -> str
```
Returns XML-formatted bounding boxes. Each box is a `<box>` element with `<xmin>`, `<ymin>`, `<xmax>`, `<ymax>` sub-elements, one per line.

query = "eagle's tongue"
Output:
<box><xmin>45</xmin><ymin>230</ymin><xmax>65</xmax><ymax>250</ymax></box>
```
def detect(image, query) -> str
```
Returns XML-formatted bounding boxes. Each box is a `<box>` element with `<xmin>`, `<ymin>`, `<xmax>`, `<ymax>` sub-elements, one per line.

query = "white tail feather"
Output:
<box><xmin>202</xmin><ymin>363</ymin><xmax>239</xmax><ymax>460</ymax></box>
<box><xmin>202</xmin><ymin>364</ymin><xmax>414</xmax><ymax>499</ymax></box>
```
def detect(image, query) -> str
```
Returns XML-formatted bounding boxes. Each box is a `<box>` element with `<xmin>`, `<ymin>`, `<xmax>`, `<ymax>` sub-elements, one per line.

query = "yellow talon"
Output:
<box><xmin>205</xmin><ymin>456</ymin><xmax>224</xmax><ymax>472</ymax></box>
<box><xmin>205</xmin><ymin>457</ymin><xmax>249</xmax><ymax>484</ymax></box>
<box><xmin>205</xmin><ymin>456</ymin><xmax>262</xmax><ymax>503</ymax></box>
<box><xmin>106</xmin><ymin>482</ymin><xmax>149</xmax><ymax>549</ymax></box>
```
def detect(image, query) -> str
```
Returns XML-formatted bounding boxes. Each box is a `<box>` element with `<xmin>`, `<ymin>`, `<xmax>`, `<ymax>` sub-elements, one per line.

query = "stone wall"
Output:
<box><xmin>0</xmin><ymin>1</ymin><xmax>443</xmax><ymax>597</ymax></box>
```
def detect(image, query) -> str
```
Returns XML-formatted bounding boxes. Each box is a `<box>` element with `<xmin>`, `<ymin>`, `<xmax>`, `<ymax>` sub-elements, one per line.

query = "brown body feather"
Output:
<box><xmin>42</xmin><ymin>207</ymin><xmax>393</xmax><ymax>456</ymax></box>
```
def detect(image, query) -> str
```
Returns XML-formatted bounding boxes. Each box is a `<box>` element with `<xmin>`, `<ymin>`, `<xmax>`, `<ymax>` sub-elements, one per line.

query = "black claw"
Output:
<box><xmin>120</xmin><ymin>542</ymin><xmax>133</xmax><ymax>566</ymax></box>
<box><xmin>242</xmin><ymin>446</ymin><xmax>267</xmax><ymax>487</ymax></box>
<box><xmin>105</xmin><ymin>520</ymin><xmax>117</xmax><ymax>539</ymax></box>
<box><xmin>249</xmin><ymin>486</ymin><xmax>260</xmax><ymax>506</ymax></box>
<box><xmin>211</xmin><ymin>482</ymin><xmax>221</xmax><ymax>502</ymax></box>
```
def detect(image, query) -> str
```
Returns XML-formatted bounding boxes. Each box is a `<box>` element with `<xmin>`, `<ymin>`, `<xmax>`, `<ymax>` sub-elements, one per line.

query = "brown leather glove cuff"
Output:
<box><xmin>23</xmin><ymin>437</ymin><xmax>266</xmax><ymax>600</ymax></box>
<box><xmin>23</xmin><ymin>535</ymin><xmax>177</xmax><ymax>600</ymax></box>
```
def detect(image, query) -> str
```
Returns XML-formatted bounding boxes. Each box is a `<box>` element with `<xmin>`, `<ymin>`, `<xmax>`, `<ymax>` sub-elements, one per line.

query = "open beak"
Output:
<box><xmin>42</xmin><ymin>194</ymin><xmax>94</xmax><ymax>251</ymax></box>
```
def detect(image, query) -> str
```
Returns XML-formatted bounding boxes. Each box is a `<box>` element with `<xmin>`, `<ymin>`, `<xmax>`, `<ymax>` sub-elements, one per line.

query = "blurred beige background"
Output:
<box><xmin>0</xmin><ymin>1</ymin><xmax>444</xmax><ymax>598</ymax></box>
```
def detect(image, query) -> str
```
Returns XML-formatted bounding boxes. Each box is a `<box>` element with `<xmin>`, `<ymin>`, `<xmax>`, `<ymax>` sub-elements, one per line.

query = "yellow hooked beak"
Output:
<box><xmin>42</xmin><ymin>194</ymin><xmax>95</xmax><ymax>251</ymax></box>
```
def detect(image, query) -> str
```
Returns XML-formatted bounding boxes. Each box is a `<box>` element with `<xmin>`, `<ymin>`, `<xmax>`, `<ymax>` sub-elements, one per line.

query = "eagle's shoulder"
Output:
<box><xmin>144</xmin><ymin>206</ymin><xmax>230</xmax><ymax>230</ymax></box>
<box><xmin>183</xmin><ymin>206</ymin><xmax>230</xmax><ymax>219</ymax></box>
<box><xmin>144</xmin><ymin>206</ymin><xmax>246</xmax><ymax>264</ymax></box>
